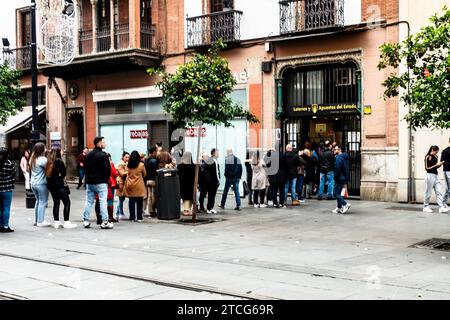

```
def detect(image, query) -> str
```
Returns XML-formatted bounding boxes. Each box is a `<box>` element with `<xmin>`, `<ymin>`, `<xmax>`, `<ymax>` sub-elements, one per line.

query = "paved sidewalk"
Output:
<box><xmin>0</xmin><ymin>185</ymin><xmax>449</xmax><ymax>300</ymax></box>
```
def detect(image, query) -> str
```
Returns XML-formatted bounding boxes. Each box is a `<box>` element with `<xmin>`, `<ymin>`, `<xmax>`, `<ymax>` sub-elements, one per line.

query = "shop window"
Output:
<box><xmin>98</xmin><ymin>100</ymin><xmax>132</xmax><ymax>115</ymax></box>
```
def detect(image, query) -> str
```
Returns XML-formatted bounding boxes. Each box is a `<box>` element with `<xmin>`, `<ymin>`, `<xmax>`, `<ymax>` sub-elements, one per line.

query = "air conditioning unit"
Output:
<box><xmin>261</xmin><ymin>61</ymin><xmax>272</xmax><ymax>73</ymax></box>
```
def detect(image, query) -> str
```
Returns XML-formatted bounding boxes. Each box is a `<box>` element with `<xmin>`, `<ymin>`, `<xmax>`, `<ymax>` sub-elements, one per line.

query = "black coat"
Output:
<box><xmin>224</xmin><ymin>155</ymin><xmax>242</xmax><ymax>180</ymax></box>
<box><xmin>199</xmin><ymin>159</ymin><xmax>220</xmax><ymax>187</ymax></box>
<box><xmin>178</xmin><ymin>163</ymin><xmax>196</xmax><ymax>201</ymax></box>
<box><xmin>266</xmin><ymin>151</ymin><xmax>288</xmax><ymax>185</ymax></box>
<box><xmin>144</xmin><ymin>157</ymin><xmax>158</xmax><ymax>181</ymax></box>
<box><xmin>318</xmin><ymin>148</ymin><xmax>335</xmax><ymax>173</ymax></box>
<box><xmin>284</xmin><ymin>151</ymin><xmax>301</xmax><ymax>179</ymax></box>
<box><xmin>83</xmin><ymin>147</ymin><xmax>111</xmax><ymax>185</ymax></box>
<box><xmin>302</xmin><ymin>153</ymin><xmax>316</xmax><ymax>183</ymax></box>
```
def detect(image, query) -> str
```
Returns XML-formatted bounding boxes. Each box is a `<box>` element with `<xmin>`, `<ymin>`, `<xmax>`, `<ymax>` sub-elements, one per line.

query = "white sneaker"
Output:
<box><xmin>342</xmin><ymin>203</ymin><xmax>352</xmax><ymax>214</ymax></box>
<box><xmin>83</xmin><ymin>221</ymin><xmax>91</xmax><ymax>228</ymax></box>
<box><xmin>439</xmin><ymin>207</ymin><xmax>449</xmax><ymax>214</ymax></box>
<box><xmin>207</xmin><ymin>209</ymin><xmax>217</xmax><ymax>215</ymax></box>
<box><xmin>54</xmin><ymin>221</ymin><xmax>62</xmax><ymax>229</ymax></box>
<box><xmin>100</xmin><ymin>221</ymin><xmax>114</xmax><ymax>229</ymax></box>
<box><xmin>423</xmin><ymin>207</ymin><xmax>433</xmax><ymax>213</ymax></box>
<box><xmin>136</xmin><ymin>220</ymin><xmax>143</xmax><ymax>223</ymax></box>
<box><xmin>299</xmin><ymin>199</ymin><xmax>306</xmax><ymax>204</ymax></box>
<box><xmin>36</xmin><ymin>221</ymin><xmax>51</xmax><ymax>227</ymax></box>
<box><xmin>260</xmin><ymin>204</ymin><xmax>267</xmax><ymax>208</ymax></box>
<box><xmin>63</xmin><ymin>221</ymin><xmax>77</xmax><ymax>229</ymax></box>
<box><xmin>254</xmin><ymin>204</ymin><xmax>259</xmax><ymax>208</ymax></box>
<box><xmin>267</xmin><ymin>200</ymin><xmax>274</xmax><ymax>207</ymax></box>
<box><xmin>332</xmin><ymin>207</ymin><xmax>342</xmax><ymax>214</ymax></box>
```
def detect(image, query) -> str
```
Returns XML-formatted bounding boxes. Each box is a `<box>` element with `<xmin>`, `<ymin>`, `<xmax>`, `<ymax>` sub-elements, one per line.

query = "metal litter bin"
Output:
<box><xmin>156</xmin><ymin>168</ymin><xmax>181</xmax><ymax>220</ymax></box>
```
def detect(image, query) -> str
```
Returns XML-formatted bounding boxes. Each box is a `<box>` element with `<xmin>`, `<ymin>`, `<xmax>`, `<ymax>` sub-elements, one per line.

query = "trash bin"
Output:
<box><xmin>26</xmin><ymin>189</ymin><xmax>36</xmax><ymax>209</ymax></box>
<box><xmin>156</xmin><ymin>168</ymin><xmax>181</xmax><ymax>220</ymax></box>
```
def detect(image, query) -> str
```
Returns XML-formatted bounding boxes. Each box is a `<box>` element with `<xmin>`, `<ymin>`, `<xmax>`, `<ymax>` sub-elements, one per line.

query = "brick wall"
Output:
<box><xmin>361</xmin><ymin>0</ymin><xmax>399</xmax><ymax>23</ymax></box>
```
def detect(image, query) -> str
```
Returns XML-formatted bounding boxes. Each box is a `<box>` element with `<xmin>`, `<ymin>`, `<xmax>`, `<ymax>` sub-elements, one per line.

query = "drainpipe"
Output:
<box><xmin>382</xmin><ymin>20</ymin><xmax>413</xmax><ymax>203</ymax></box>
<box><xmin>275</xmin><ymin>77</ymin><xmax>284</xmax><ymax>152</ymax></box>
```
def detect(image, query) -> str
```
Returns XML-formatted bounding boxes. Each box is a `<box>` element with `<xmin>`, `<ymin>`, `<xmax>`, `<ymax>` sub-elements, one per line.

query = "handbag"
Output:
<box><xmin>341</xmin><ymin>186</ymin><xmax>348</xmax><ymax>198</ymax></box>
<box><xmin>242</xmin><ymin>180</ymin><xmax>250</xmax><ymax>197</ymax></box>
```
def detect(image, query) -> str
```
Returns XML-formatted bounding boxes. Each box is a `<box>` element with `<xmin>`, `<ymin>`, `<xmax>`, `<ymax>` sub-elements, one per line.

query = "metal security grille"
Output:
<box><xmin>410</xmin><ymin>238</ymin><xmax>450</xmax><ymax>251</ymax></box>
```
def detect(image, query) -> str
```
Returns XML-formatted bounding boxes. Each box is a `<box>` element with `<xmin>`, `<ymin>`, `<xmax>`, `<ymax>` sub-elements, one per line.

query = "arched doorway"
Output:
<box><xmin>66</xmin><ymin>109</ymin><xmax>85</xmax><ymax>177</ymax></box>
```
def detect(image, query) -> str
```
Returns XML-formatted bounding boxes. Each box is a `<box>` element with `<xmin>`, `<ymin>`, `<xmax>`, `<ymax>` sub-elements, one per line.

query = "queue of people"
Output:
<box><xmin>3</xmin><ymin>136</ymin><xmax>450</xmax><ymax>234</ymax></box>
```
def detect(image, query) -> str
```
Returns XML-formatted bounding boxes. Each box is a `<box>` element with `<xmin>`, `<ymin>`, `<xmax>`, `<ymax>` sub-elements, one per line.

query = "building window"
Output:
<box><xmin>22</xmin><ymin>87</ymin><xmax>46</xmax><ymax>106</ymax></box>
<box><xmin>285</xmin><ymin>63</ymin><xmax>358</xmax><ymax>107</ymax></box>
<box><xmin>97</xmin><ymin>0</ymin><xmax>110</xmax><ymax>27</ymax></box>
<box><xmin>21</xmin><ymin>10</ymin><xmax>31</xmax><ymax>46</ymax></box>
<box><xmin>140</xmin><ymin>0</ymin><xmax>152</xmax><ymax>24</ymax></box>
<box><xmin>210</xmin><ymin>0</ymin><xmax>233</xmax><ymax>13</ymax></box>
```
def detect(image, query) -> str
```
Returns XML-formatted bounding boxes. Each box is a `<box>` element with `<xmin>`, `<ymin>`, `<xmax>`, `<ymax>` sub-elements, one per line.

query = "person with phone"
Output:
<box><xmin>423</xmin><ymin>145</ymin><xmax>448</xmax><ymax>213</ymax></box>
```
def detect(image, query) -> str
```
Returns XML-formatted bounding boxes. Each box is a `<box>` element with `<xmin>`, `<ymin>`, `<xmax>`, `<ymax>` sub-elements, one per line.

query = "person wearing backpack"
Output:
<box><xmin>423</xmin><ymin>145</ymin><xmax>448</xmax><ymax>214</ymax></box>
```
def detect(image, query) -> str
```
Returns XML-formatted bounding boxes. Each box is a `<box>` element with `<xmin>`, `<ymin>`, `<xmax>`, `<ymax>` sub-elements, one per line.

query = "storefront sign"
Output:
<box><xmin>286</xmin><ymin>103</ymin><xmax>359</xmax><ymax>117</ymax></box>
<box><xmin>185</xmin><ymin>127</ymin><xmax>206</xmax><ymax>137</ymax></box>
<box><xmin>130</xmin><ymin>130</ymin><xmax>148</xmax><ymax>139</ymax></box>
<box><xmin>233</xmin><ymin>71</ymin><xmax>248</xmax><ymax>84</ymax></box>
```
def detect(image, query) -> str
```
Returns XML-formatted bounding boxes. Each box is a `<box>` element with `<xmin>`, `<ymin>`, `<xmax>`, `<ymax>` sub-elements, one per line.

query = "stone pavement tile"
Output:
<box><xmin>0</xmin><ymin>277</ymin><xmax>56</xmax><ymax>296</ymax></box>
<box><xmin>342</xmin><ymin>284</ymin><xmax>450</xmax><ymax>300</ymax></box>
<box><xmin>138</xmin><ymin>288</ymin><xmax>242</xmax><ymax>300</ymax></box>
<box><xmin>398</xmin><ymin>265</ymin><xmax>450</xmax><ymax>285</ymax></box>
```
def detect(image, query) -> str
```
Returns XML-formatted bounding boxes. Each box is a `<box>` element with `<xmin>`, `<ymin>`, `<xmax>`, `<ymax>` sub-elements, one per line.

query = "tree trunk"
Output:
<box><xmin>191</xmin><ymin>123</ymin><xmax>202</xmax><ymax>223</ymax></box>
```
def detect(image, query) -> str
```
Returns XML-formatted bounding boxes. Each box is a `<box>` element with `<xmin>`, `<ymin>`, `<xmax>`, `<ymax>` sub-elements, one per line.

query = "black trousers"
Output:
<box><xmin>129</xmin><ymin>197</ymin><xmax>143</xmax><ymax>221</ymax></box>
<box><xmin>253</xmin><ymin>189</ymin><xmax>266</xmax><ymax>205</ymax></box>
<box><xmin>269</xmin><ymin>182</ymin><xmax>285</xmax><ymax>206</ymax></box>
<box><xmin>50</xmin><ymin>187</ymin><xmax>71</xmax><ymax>221</ymax></box>
<box><xmin>200</xmin><ymin>183</ymin><xmax>219</xmax><ymax>211</ymax></box>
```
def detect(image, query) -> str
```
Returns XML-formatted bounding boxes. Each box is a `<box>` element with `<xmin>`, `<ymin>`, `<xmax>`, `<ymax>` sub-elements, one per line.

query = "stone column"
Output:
<box><xmin>91</xmin><ymin>0</ymin><xmax>98</xmax><ymax>53</ymax></box>
<box><xmin>109</xmin><ymin>0</ymin><xmax>115</xmax><ymax>51</ymax></box>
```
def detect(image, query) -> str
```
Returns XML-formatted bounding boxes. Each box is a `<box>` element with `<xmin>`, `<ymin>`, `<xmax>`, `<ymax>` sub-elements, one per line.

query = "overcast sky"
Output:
<box><xmin>0</xmin><ymin>0</ymin><xmax>31</xmax><ymax>48</ymax></box>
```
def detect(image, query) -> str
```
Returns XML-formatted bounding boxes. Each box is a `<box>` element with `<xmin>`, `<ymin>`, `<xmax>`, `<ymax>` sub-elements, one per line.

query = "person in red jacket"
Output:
<box><xmin>95</xmin><ymin>154</ymin><xmax>119</xmax><ymax>223</ymax></box>
<box><xmin>76</xmin><ymin>147</ymin><xmax>88</xmax><ymax>190</ymax></box>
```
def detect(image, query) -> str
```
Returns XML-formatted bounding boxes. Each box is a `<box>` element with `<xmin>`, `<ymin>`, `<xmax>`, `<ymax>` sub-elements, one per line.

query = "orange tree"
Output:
<box><xmin>0</xmin><ymin>64</ymin><xmax>24</xmax><ymax>126</ymax></box>
<box><xmin>149</xmin><ymin>41</ymin><xmax>258</xmax><ymax>222</ymax></box>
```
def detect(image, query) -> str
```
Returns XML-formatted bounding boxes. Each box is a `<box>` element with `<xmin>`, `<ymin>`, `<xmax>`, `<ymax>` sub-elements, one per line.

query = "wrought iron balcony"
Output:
<box><xmin>279</xmin><ymin>0</ymin><xmax>344</xmax><ymax>34</ymax></box>
<box><xmin>2</xmin><ymin>46</ymin><xmax>31</xmax><ymax>71</ymax></box>
<box><xmin>186</xmin><ymin>10</ymin><xmax>243</xmax><ymax>48</ymax></box>
<box><xmin>79</xmin><ymin>22</ymin><xmax>156</xmax><ymax>55</ymax></box>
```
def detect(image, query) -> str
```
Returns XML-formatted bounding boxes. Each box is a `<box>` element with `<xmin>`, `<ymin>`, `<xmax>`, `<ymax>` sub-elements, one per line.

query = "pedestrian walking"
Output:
<box><xmin>244</xmin><ymin>150</ymin><xmax>254</xmax><ymax>205</ymax></box>
<box><xmin>219</xmin><ymin>149</ymin><xmax>243</xmax><ymax>211</ymax></box>
<box><xmin>30</xmin><ymin>143</ymin><xmax>51</xmax><ymax>227</ymax></box>
<box><xmin>423</xmin><ymin>145</ymin><xmax>448</xmax><ymax>213</ymax></box>
<box><xmin>204</xmin><ymin>148</ymin><xmax>221</xmax><ymax>214</ymax></box>
<box><xmin>76</xmin><ymin>147</ymin><xmax>88</xmax><ymax>190</ymax></box>
<box><xmin>124</xmin><ymin>151</ymin><xmax>147</xmax><ymax>222</ymax></box>
<box><xmin>284</xmin><ymin>144</ymin><xmax>301</xmax><ymax>206</ymax></box>
<box><xmin>144</xmin><ymin>147</ymin><xmax>158</xmax><ymax>217</ymax></box>
<box><xmin>332</xmin><ymin>145</ymin><xmax>351</xmax><ymax>214</ymax></box>
<box><xmin>20</xmin><ymin>149</ymin><xmax>31</xmax><ymax>191</ymax></box>
<box><xmin>266</xmin><ymin>149</ymin><xmax>287</xmax><ymax>208</ymax></box>
<box><xmin>318</xmin><ymin>141</ymin><xmax>335</xmax><ymax>200</ymax></box>
<box><xmin>0</xmin><ymin>148</ymin><xmax>16</xmax><ymax>233</ymax></box>
<box><xmin>46</xmin><ymin>148</ymin><xmax>77</xmax><ymax>229</ymax></box>
<box><xmin>441</xmin><ymin>137</ymin><xmax>450</xmax><ymax>208</ymax></box>
<box><xmin>178</xmin><ymin>151</ymin><xmax>196</xmax><ymax>216</ymax></box>
<box><xmin>82</xmin><ymin>137</ymin><xmax>114</xmax><ymax>229</ymax></box>
<box><xmin>115</xmin><ymin>151</ymin><xmax>129</xmax><ymax>220</ymax></box>
<box><xmin>251</xmin><ymin>151</ymin><xmax>269</xmax><ymax>208</ymax></box>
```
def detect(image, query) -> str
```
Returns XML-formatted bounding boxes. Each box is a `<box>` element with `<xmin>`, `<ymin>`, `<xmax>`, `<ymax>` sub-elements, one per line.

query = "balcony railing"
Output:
<box><xmin>279</xmin><ymin>0</ymin><xmax>344</xmax><ymax>34</ymax></box>
<box><xmin>186</xmin><ymin>10</ymin><xmax>243</xmax><ymax>48</ymax></box>
<box><xmin>79</xmin><ymin>22</ymin><xmax>156</xmax><ymax>55</ymax></box>
<box><xmin>2</xmin><ymin>46</ymin><xmax>31</xmax><ymax>70</ymax></box>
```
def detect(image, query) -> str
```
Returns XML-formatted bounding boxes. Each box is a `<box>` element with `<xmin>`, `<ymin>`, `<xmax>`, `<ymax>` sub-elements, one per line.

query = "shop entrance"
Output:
<box><xmin>285</xmin><ymin>115</ymin><xmax>361</xmax><ymax>196</ymax></box>
<box><xmin>282</xmin><ymin>61</ymin><xmax>361</xmax><ymax>196</ymax></box>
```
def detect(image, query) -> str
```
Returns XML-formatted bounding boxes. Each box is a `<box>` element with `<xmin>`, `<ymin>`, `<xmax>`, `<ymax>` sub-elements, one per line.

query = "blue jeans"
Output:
<box><xmin>284</xmin><ymin>177</ymin><xmax>297</xmax><ymax>201</ymax></box>
<box><xmin>83</xmin><ymin>184</ymin><xmax>108</xmax><ymax>222</ymax></box>
<box><xmin>115</xmin><ymin>194</ymin><xmax>126</xmax><ymax>216</ymax></box>
<box><xmin>334</xmin><ymin>180</ymin><xmax>347</xmax><ymax>209</ymax></box>
<box><xmin>220</xmin><ymin>179</ymin><xmax>241</xmax><ymax>208</ymax></box>
<box><xmin>0</xmin><ymin>191</ymin><xmax>13</xmax><ymax>227</ymax></box>
<box><xmin>31</xmin><ymin>184</ymin><xmax>48</xmax><ymax>224</ymax></box>
<box><xmin>319</xmin><ymin>171</ymin><xmax>335</xmax><ymax>198</ymax></box>
<box><xmin>296</xmin><ymin>175</ymin><xmax>304</xmax><ymax>200</ymax></box>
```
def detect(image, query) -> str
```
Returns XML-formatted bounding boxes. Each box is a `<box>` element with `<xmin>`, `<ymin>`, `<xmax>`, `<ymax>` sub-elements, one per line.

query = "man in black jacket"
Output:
<box><xmin>284</xmin><ymin>144</ymin><xmax>302</xmax><ymax>206</ymax></box>
<box><xmin>200</xmin><ymin>148</ymin><xmax>221</xmax><ymax>214</ymax></box>
<box><xmin>82</xmin><ymin>137</ymin><xmax>113</xmax><ymax>229</ymax></box>
<box><xmin>441</xmin><ymin>137</ymin><xmax>450</xmax><ymax>208</ymax></box>
<box><xmin>219</xmin><ymin>149</ymin><xmax>243</xmax><ymax>210</ymax></box>
<box><xmin>318</xmin><ymin>141</ymin><xmax>335</xmax><ymax>200</ymax></box>
<box><xmin>144</xmin><ymin>147</ymin><xmax>158</xmax><ymax>217</ymax></box>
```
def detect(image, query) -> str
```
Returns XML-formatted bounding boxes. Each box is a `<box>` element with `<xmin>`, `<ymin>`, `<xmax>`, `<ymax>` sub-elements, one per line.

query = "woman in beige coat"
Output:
<box><xmin>251</xmin><ymin>151</ymin><xmax>269</xmax><ymax>208</ymax></box>
<box><xmin>124</xmin><ymin>151</ymin><xmax>147</xmax><ymax>222</ymax></box>
<box><xmin>115</xmin><ymin>152</ymin><xmax>129</xmax><ymax>220</ymax></box>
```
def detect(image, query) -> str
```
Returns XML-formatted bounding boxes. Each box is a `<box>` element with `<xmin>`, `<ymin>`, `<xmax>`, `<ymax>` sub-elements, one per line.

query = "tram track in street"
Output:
<box><xmin>0</xmin><ymin>252</ymin><xmax>277</xmax><ymax>300</ymax></box>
